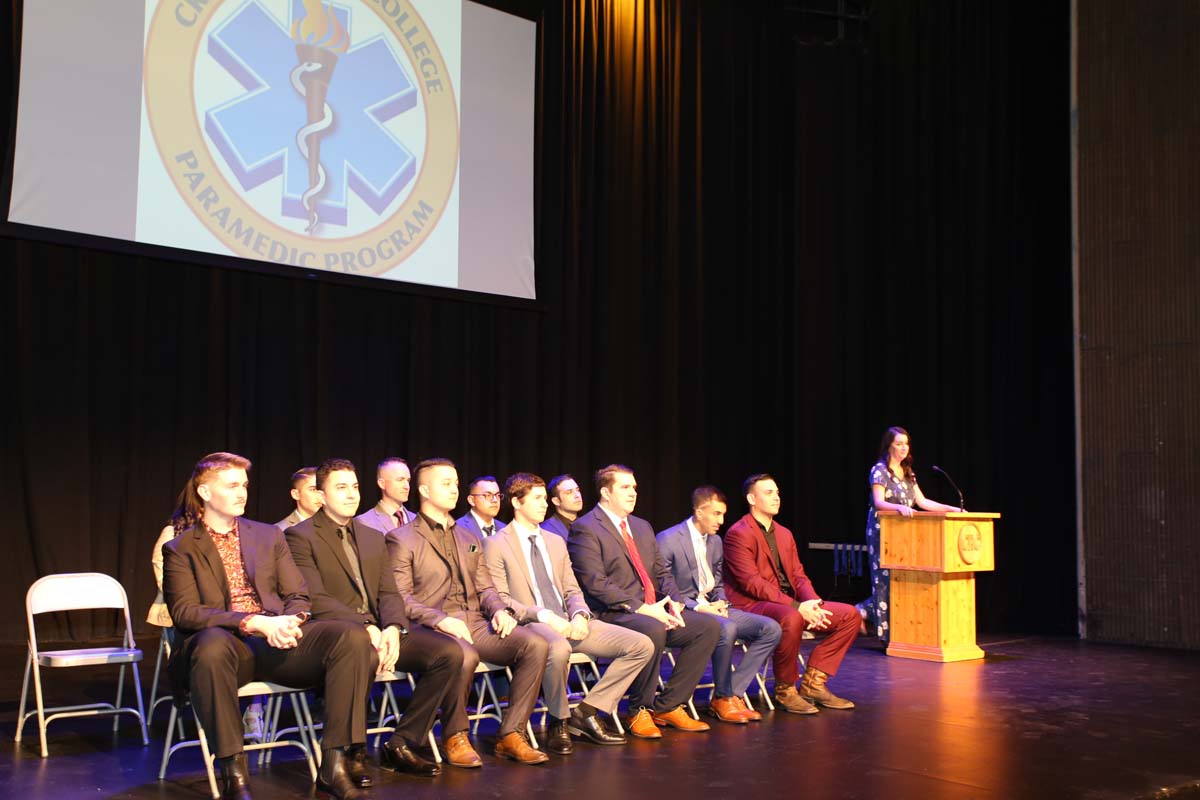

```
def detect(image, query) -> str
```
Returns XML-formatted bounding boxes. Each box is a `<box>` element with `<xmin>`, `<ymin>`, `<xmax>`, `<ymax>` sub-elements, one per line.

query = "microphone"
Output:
<box><xmin>931</xmin><ymin>465</ymin><xmax>965</xmax><ymax>511</ymax></box>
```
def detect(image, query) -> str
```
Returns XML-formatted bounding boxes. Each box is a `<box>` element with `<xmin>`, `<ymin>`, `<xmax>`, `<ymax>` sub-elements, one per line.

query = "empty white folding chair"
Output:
<box><xmin>16</xmin><ymin>572</ymin><xmax>149</xmax><ymax>757</ymax></box>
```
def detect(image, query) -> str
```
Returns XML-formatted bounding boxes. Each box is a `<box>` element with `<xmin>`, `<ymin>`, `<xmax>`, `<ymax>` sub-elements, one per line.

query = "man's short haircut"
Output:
<box><xmin>468</xmin><ymin>475</ymin><xmax>499</xmax><ymax>492</ymax></box>
<box><xmin>594</xmin><ymin>463</ymin><xmax>634</xmax><ymax>494</ymax></box>
<box><xmin>547</xmin><ymin>473</ymin><xmax>576</xmax><ymax>498</ymax></box>
<box><xmin>691</xmin><ymin>485</ymin><xmax>727</xmax><ymax>509</ymax></box>
<box><xmin>290</xmin><ymin>466</ymin><xmax>317</xmax><ymax>489</ymax></box>
<box><xmin>742</xmin><ymin>473</ymin><xmax>775</xmax><ymax>497</ymax></box>
<box><xmin>316</xmin><ymin>458</ymin><xmax>357</xmax><ymax>491</ymax></box>
<box><xmin>376</xmin><ymin>457</ymin><xmax>408</xmax><ymax>479</ymax></box>
<box><xmin>414</xmin><ymin>458</ymin><xmax>456</xmax><ymax>487</ymax></box>
<box><xmin>505</xmin><ymin>472</ymin><xmax>546</xmax><ymax>506</ymax></box>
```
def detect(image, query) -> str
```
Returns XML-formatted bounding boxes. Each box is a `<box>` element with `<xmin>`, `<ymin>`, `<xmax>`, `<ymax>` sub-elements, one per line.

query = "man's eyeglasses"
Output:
<box><xmin>470</xmin><ymin>492</ymin><xmax>503</xmax><ymax>501</ymax></box>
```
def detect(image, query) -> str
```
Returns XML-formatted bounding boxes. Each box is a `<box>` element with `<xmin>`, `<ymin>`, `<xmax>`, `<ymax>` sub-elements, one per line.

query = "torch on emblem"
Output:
<box><xmin>289</xmin><ymin>0</ymin><xmax>349</xmax><ymax>233</ymax></box>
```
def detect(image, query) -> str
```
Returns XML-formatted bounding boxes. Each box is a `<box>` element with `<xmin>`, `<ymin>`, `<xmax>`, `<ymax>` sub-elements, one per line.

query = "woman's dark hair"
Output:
<box><xmin>878</xmin><ymin>427</ymin><xmax>915</xmax><ymax>482</ymax></box>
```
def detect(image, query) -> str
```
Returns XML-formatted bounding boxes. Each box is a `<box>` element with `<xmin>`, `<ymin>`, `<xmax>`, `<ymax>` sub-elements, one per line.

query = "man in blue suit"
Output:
<box><xmin>455</xmin><ymin>475</ymin><xmax>507</xmax><ymax>540</ymax></box>
<box><xmin>656</xmin><ymin>486</ymin><xmax>781</xmax><ymax>724</ymax></box>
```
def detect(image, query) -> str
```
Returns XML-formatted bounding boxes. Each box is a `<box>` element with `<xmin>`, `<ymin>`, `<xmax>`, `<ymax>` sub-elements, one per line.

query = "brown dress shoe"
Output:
<box><xmin>732</xmin><ymin>695</ymin><xmax>762</xmax><ymax>721</ymax></box>
<box><xmin>774</xmin><ymin>684</ymin><xmax>819</xmax><ymax>715</ymax></box>
<box><xmin>625</xmin><ymin>707</ymin><xmax>663</xmax><ymax>739</ymax></box>
<box><xmin>799</xmin><ymin>667</ymin><xmax>856</xmax><ymax>710</ymax></box>
<box><xmin>443</xmin><ymin>731</ymin><xmax>483</xmax><ymax>768</ymax></box>
<box><xmin>651</xmin><ymin>705</ymin><xmax>711</xmax><ymax>732</ymax></box>
<box><xmin>494</xmin><ymin>731</ymin><xmax>549</xmax><ymax>765</ymax></box>
<box><xmin>708</xmin><ymin>696</ymin><xmax>751</xmax><ymax>724</ymax></box>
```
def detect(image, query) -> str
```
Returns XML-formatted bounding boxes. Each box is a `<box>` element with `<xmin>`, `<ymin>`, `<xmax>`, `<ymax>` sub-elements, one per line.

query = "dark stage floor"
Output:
<box><xmin>2</xmin><ymin>636</ymin><xmax>1198</xmax><ymax>800</ymax></box>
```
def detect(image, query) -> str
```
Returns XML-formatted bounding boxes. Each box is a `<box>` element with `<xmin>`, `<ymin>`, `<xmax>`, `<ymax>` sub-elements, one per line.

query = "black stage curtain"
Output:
<box><xmin>0</xmin><ymin>0</ymin><xmax>1072</xmax><ymax>643</ymax></box>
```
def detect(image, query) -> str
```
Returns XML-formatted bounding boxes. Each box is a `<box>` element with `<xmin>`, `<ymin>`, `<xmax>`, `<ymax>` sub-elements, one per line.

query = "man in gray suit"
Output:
<box><xmin>657</xmin><ymin>486</ymin><xmax>781</xmax><ymax>724</ymax></box>
<box><xmin>355</xmin><ymin>457</ymin><xmax>415</xmax><ymax>534</ymax></box>
<box><xmin>483</xmin><ymin>472</ymin><xmax>652</xmax><ymax>754</ymax></box>
<box><xmin>275</xmin><ymin>466</ymin><xmax>322</xmax><ymax>530</ymax></box>
<box><xmin>387</xmin><ymin>458</ymin><xmax>549</xmax><ymax>766</ymax></box>
<box><xmin>455</xmin><ymin>475</ymin><xmax>507</xmax><ymax>539</ymax></box>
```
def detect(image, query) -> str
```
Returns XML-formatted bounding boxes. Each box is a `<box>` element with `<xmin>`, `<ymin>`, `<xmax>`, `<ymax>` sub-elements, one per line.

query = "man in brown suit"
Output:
<box><xmin>386</xmin><ymin>458</ymin><xmax>550</xmax><ymax>766</ymax></box>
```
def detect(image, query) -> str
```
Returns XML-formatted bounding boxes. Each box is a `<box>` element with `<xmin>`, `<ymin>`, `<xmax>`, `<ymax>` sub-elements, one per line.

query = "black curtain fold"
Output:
<box><xmin>1</xmin><ymin>0</ymin><xmax>1073</xmax><ymax>643</ymax></box>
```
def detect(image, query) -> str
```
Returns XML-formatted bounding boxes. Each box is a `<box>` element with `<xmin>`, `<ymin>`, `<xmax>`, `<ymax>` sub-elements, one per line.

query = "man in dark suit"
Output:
<box><xmin>657</xmin><ymin>486</ymin><xmax>781</xmax><ymax>724</ymax></box>
<box><xmin>285</xmin><ymin>457</ymin><xmax>467</xmax><ymax>777</ymax></box>
<box><xmin>540</xmin><ymin>474</ymin><xmax>583</xmax><ymax>539</ymax></box>
<box><xmin>355</xmin><ymin>457</ymin><xmax>416</xmax><ymax>533</ymax></box>
<box><xmin>455</xmin><ymin>475</ymin><xmax>507</xmax><ymax>539</ymax></box>
<box><xmin>274</xmin><ymin>466</ymin><xmax>322</xmax><ymax>531</ymax></box>
<box><xmin>567</xmin><ymin>464</ymin><xmax>720</xmax><ymax>739</ymax></box>
<box><xmin>387</xmin><ymin>458</ymin><xmax>549</xmax><ymax>766</ymax></box>
<box><xmin>724</xmin><ymin>473</ymin><xmax>859</xmax><ymax>714</ymax></box>
<box><xmin>163</xmin><ymin>452</ymin><xmax>375</xmax><ymax>800</ymax></box>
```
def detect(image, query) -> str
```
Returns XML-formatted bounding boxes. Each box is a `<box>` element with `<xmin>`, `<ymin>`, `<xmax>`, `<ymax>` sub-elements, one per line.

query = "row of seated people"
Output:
<box><xmin>155</xmin><ymin>452</ymin><xmax>860</xmax><ymax>800</ymax></box>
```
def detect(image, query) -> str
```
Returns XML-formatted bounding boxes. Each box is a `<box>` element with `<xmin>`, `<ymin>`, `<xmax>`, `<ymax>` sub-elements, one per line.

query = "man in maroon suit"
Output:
<box><xmin>723</xmin><ymin>473</ymin><xmax>858</xmax><ymax>714</ymax></box>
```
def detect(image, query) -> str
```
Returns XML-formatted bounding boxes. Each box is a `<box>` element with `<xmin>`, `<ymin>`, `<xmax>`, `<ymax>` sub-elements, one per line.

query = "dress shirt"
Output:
<box><xmin>204</xmin><ymin>518</ymin><xmax>263</xmax><ymax>613</ymax></box>
<box><xmin>472</xmin><ymin>510</ymin><xmax>499</xmax><ymax>536</ymax></box>
<box><xmin>687</xmin><ymin>518</ymin><xmax>715</xmax><ymax>601</ymax></box>
<box><xmin>510</xmin><ymin>520</ymin><xmax>572</xmax><ymax>622</ymax></box>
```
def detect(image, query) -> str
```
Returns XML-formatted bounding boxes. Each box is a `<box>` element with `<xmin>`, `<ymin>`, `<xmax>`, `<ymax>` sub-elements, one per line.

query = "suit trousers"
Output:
<box><xmin>181</xmin><ymin>620</ymin><xmax>375</xmax><ymax>759</ymax></box>
<box><xmin>710</xmin><ymin>608</ymin><xmax>783</xmax><ymax>698</ymax></box>
<box><xmin>735</xmin><ymin>599</ymin><xmax>860</xmax><ymax>686</ymax></box>
<box><xmin>387</xmin><ymin>625</ymin><xmax>466</xmax><ymax>748</ymax></box>
<box><xmin>438</xmin><ymin>612</ymin><xmax>549</xmax><ymax>737</ymax></box>
<box><xmin>526</xmin><ymin>619</ymin><xmax>656</xmax><ymax>718</ymax></box>
<box><xmin>600</xmin><ymin>608</ymin><xmax>721</xmax><ymax>712</ymax></box>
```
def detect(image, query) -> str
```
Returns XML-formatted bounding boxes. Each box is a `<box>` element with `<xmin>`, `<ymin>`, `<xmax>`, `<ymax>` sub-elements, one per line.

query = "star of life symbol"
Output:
<box><xmin>206</xmin><ymin>0</ymin><xmax>417</xmax><ymax>233</ymax></box>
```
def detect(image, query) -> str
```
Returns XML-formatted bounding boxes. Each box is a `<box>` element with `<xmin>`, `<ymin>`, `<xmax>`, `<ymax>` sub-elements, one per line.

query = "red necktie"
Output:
<box><xmin>620</xmin><ymin>519</ymin><xmax>656</xmax><ymax>605</ymax></box>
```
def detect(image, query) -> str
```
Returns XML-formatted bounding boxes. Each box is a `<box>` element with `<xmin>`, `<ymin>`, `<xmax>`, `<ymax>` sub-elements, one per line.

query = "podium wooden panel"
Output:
<box><xmin>879</xmin><ymin>511</ymin><xmax>1000</xmax><ymax>662</ymax></box>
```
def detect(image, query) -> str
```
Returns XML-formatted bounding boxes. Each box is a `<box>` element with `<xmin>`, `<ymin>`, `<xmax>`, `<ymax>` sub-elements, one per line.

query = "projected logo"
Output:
<box><xmin>143</xmin><ymin>0</ymin><xmax>459</xmax><ymax>276</ymax></box>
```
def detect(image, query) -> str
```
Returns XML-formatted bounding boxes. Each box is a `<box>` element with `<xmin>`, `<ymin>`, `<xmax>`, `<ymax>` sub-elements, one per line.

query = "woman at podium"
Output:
<box><xmin>858</xmin><ymin>426</ymin><xmax>960</xmax><ymax>644</ymax></box>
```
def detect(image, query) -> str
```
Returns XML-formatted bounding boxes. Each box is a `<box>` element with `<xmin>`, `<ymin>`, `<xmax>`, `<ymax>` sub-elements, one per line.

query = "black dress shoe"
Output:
<box><xmin>317</xmin><ymin>747</ymin><xmax>367</xmax><ymax>799</ymax></box>
<box><xmin>347</xmin><ymin>745</ymin><xmax>373</xmax><ymax>787</ymax></box>
<box><xmin>380</xmin><ymin>738</ymin><xmax>442</xmax><ymax>777</ymax></box>
<box><xmin>217</xmin><ymin>752</ymin><xmax>253</xmax><ymax>800</ymax></box>
<box><xmin>545</xmin><ymin>718</ymin><xmax>574</xmax><ymax>755</ymax></box>
<box><xmin>566</xmin><ymin>708</ymin><xmax>626</xmax><ymax>745</ymax></box>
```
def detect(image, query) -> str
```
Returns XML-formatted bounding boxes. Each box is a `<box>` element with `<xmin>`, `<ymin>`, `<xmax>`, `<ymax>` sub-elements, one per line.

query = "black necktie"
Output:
<box><xmin>528</xmin><ymin>534</ymin><xmax>566</xmax><ymax>617</ymax></box>
<box><xmin>338</xmin><ymin>526</ymin><xmax>369</xmax><ymax>613</ymax></box>
<box><xmin>483</xmin><ymin>524</ymin><xmax>495</xmax><ymax>537</ymax></box>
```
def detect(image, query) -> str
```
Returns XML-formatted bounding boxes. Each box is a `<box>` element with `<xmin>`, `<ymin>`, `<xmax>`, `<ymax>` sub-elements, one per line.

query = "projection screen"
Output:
<box><xmin>7</xmin><ymin>0</ymin><xmax>536</xmax><ymax>299</ymax></box>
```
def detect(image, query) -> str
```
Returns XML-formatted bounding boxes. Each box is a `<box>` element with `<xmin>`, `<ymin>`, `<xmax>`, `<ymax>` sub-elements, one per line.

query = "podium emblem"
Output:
<box><xmin>957</xmin><ymin>524</ymin><xmax>982</xmax><ymax>565</ymax></box>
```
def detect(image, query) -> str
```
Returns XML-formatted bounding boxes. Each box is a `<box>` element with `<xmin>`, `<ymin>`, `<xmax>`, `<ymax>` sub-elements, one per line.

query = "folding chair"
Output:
<box><xmin>362</xmin><ymin>671</ymin><xmax>444</xmax><ymax>762</ymax></box>
<box><xmin>469</xmin><ymin>661</ymin><xmax>539</xmax><ymax>746</ymax></box>
<box><xmin>148</xmin><ymin>627</ymin><xmax>175</xmax><ymax>720</ymax></box>
<box><xmin>16</xmin><ymin>572</ymin><xmax>149</xmax><ymax>757</ymax></box>
<box><xmin>531</xmin><ymin>651</ymin><xmax>623</xmax><ymax>731</ymax></box>
<box><xmin>158</xmin><ymin>681</ymin><xmax>318</xmax><ymax>799</ymax></box>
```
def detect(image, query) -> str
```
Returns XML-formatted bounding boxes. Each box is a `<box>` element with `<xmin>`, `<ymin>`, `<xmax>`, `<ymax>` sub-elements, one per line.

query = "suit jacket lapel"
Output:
<box><xmin>501</xmin><ymin>527</ymin><xmax>535</xmax><ymax>599</ymax></box>
<box><xmin>353</xmin><ymin>522</ymin><xmax>381</xmax><ymax>611</ymax></box>
<box><xmin>452</xmin><ymin>525</ymin><xmax>479</xmax><ymax>598</ymax></box>
<box><xmin>314</xmin><ymin>511</ymin><xmax>358</xmax><ymax>589</ymax></box>
<box><xmin>677</xmin><ymin>525</ymin><xmax>699</xmax><ymax>589</ymax></box>
<box><xmin>593</xmin><ymin>508</ymin><xmax>641</xmax><ymax>574</ymax></box>
<box><xmin>191</xmin><ymin>525</ymin><xmax>231</xmax><ymax>608</ymax></box>
<box><xmin>239</xmin><ymin>521</ymin><xmax>259</xmax><ymax>589</ymax></box>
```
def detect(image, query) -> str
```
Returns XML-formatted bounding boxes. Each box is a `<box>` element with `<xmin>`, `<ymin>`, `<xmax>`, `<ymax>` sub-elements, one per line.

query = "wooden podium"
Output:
<box><xmin>879</xmin><ymin>511</ymin><xmax>1000</xmax><ymax>662</ymax></box>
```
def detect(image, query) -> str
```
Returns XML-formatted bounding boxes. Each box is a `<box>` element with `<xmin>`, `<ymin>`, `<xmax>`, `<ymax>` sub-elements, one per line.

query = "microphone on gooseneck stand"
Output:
<box><xmin>931</xmin><ymin>465</ymin><xmax>965</xmax><ymax>511</ymax></box>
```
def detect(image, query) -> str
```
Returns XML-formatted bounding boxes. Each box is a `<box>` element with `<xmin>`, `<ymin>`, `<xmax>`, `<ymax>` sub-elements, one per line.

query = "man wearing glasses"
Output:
<box><xmin>456</xmin><ymin>476</ymin><xmax>507</xmax><ymax>539</ymax></box>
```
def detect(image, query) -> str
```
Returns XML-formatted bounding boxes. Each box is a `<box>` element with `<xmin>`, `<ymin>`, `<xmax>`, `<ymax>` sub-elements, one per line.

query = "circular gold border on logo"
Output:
<box><xmin>144</xmin><ymin>0</ymin><xmax>460</xmax><ymax>276</ymax></box>
<box><xmin>956</xmin><ymin>524</ymin><xmax>981</xmax><ymax>566</ymax></box>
